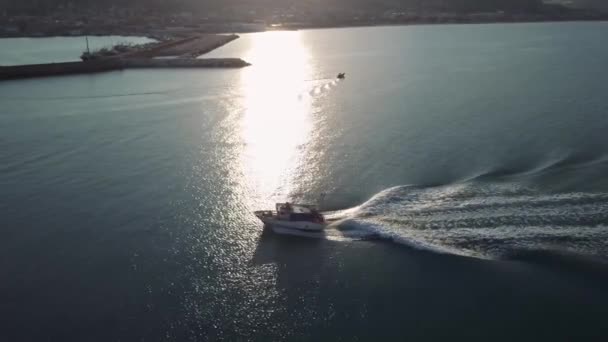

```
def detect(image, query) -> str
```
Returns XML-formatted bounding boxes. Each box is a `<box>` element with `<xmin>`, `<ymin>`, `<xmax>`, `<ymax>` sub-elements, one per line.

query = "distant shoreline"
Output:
<box><xmin>266</xmin><ymin>17</ymin><xmax>608</xmax><ymax>32</ymax></box>
<box><xmin>2</xmin><ymin>16</ymin><xmax>608</xmax><ymax>39</ymax></box>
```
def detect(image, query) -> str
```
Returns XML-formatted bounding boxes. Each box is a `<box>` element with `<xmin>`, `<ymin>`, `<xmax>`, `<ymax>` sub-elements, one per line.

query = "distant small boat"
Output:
<box><xmin>337</xmin><ymin>72</ymin><xmax>346</xmax><ymax>79</ymax></box>
<box><xmin>254</xmin><ymin>203</ymin><xmax>326</xmax><ymax>233</ymax></box>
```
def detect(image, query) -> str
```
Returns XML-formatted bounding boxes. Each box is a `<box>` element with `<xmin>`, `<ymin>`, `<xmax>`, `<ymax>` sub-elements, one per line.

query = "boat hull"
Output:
<box><xmin>259</xmin><ymin>217</ymin><xmax>326</xmax><ymax>232</ymax></box>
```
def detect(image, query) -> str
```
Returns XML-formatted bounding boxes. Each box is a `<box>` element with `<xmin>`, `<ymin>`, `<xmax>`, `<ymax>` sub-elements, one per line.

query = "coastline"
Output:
<box><xmin>2</xmin><ymin>16</ymin><xmax>608</xmax><ymax>39</ymax></box>
<box><xmin>278</xmin><ymin>17</ymin><xmax>608</xmax><ymax>32</ymax></box>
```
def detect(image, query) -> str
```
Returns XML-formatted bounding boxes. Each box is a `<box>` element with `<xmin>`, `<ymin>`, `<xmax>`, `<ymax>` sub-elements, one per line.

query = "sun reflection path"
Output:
<box><xmin>239</xmin><ymin>32</ymin><xmax>315</xmax><ymax>208</ymax></box>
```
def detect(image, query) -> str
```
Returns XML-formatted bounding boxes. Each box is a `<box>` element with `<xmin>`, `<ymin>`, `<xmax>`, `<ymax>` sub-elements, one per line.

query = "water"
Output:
<box><xmin>0</xmin><ymin>36</ymin><xmax>155</xmax><ymax>66</ymax></box>
<box><xmin>2</xmin><ymin>23</ymin><xmax>608</xmax><ymax>340</ymax></box>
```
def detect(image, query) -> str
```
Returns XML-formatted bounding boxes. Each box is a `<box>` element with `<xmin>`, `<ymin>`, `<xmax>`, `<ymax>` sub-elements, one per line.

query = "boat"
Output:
<box><xmin>337</xmin><ymin>72</ymin><xmax>346</xmax><ymax>79</ymax></box>
<box><xmin>254</xmin><ymin>203</ymin><xmax>327</xmax><ymax>233</ymax></box>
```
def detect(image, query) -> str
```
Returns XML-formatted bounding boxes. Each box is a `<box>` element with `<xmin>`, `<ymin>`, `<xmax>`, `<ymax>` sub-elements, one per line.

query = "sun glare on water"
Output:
<box><xmin>239</xmin><ymin>32</ymin><xmax>314</xmax><ymax>206</ymax></box>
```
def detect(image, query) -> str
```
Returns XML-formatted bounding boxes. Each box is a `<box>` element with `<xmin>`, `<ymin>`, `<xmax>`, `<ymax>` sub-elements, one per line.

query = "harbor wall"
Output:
<box><xmin>0</xmin><ymin>58</ymin><xmax>249</xmax><ymax>81</ymax></box>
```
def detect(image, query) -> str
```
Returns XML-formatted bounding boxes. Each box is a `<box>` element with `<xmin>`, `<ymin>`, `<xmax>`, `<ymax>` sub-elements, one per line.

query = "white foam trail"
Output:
<box><xmin>318</xmin><ymin>183</ymin><xmax>608</xmax><ymax>258</ymax></box>
<box><xmin>331</xmin><ymin>218</ymin><xmax>462</xmax><ymax>255</ymax></box>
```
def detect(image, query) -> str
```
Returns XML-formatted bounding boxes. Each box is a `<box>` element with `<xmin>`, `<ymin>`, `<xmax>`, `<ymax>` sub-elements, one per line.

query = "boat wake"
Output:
<box><xmin>292</xmin><ymin>183</ymin><xmax>608</xmax><ymax>259</ymax></box>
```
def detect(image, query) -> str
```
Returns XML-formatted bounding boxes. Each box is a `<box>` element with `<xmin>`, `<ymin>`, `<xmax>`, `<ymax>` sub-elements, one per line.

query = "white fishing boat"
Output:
<box><xmin>254</xmin><ymin>203</ymin><xmax>327</xmax><ymax>233</ymax></box>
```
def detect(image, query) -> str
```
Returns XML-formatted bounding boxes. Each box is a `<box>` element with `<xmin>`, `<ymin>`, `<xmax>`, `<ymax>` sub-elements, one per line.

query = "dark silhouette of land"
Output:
<box><xmin>0</xmin><ymin>0</ymin><xmax>606</xmax><ymax>38</ymax></box>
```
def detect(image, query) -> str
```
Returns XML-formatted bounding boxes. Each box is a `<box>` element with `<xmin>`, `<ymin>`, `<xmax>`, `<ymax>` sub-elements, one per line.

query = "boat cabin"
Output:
<box><xmin>276</xmin><ymin>203</ymin><xmax>324</xmax><ymax>223</ymax></box>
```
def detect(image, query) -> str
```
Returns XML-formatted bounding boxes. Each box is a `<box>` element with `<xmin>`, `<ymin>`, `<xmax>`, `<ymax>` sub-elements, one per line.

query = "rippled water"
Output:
<box><xmin>2</xmin><ymin>23</ymin><xmax>608</xmax><ymax>340</ymax></box>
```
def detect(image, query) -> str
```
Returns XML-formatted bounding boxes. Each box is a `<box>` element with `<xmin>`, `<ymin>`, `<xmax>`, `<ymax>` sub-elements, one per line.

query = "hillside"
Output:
<box><xmin>1</xmin><ymin>0</ymin><xmax>547</xmax><ymax>15</ymax></box>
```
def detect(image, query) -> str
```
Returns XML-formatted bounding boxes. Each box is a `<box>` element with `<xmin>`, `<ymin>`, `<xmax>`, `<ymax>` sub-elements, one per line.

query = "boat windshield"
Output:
<box><xmin>275</xmin><ymin>203</ymin><xmax>324</xmax><ymax>222</ymax></box>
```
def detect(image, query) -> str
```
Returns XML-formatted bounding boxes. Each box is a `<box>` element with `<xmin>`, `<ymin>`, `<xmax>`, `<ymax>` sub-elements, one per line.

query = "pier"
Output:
<box><xmin>0</xmin><ymin>58</ymin><xmax>250</xmax><ymax>80</ymax></box>
<box><xmin>0</xmin><ymin>34</ymin><xmax>249</xmax><ymax>81</ymax></box>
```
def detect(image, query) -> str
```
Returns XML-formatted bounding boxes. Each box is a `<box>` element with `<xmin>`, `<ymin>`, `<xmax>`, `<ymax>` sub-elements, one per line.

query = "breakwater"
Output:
<box><xmin>0</xmin><ymin>57</ymin><xmax>250</xmax><ymax>81</ymax></box>
<box><xmin>132</xmin><ymin>34</ymin><xmax>240</xmax><ymax>58</ymax></box>
<box><xmin>1</xmin><ymin>33</ymin><xmax>247</xmax><ymax>81</ymax></box>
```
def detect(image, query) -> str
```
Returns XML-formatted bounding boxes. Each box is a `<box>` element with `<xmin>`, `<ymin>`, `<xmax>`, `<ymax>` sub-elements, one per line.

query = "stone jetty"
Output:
<box><xmin>0</xmin><ymin>34</ymin><xmax>249</xmax><ymax>81</ymax></box>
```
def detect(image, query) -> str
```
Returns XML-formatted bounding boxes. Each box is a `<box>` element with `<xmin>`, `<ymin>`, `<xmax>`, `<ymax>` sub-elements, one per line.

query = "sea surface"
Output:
<box><xmin>0</xmin><ymin>36</ymin><xmax>155</xmax><ymax>66</ymax></box>
<box><xmin>2</xmin><ymin>23</ymin><xmax>608</xmax><ymax>341</ymax></box>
